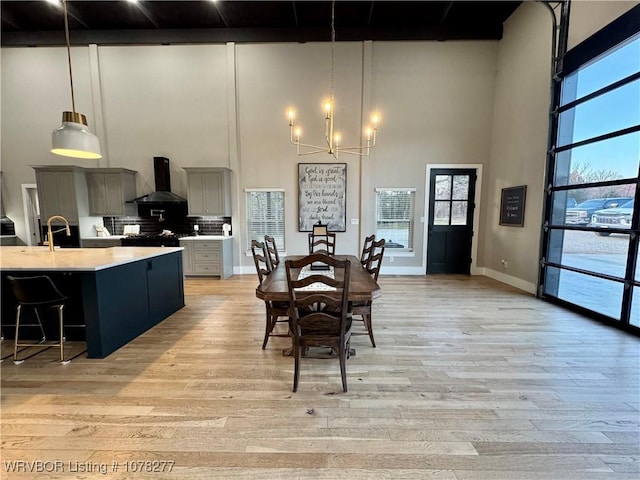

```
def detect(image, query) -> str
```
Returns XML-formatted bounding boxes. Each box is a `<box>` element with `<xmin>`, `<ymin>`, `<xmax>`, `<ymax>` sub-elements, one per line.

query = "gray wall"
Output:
<box><xmin>1</xmin><ymin>1</ymin><xmax>637</xmax><ymax>285</ymax></box>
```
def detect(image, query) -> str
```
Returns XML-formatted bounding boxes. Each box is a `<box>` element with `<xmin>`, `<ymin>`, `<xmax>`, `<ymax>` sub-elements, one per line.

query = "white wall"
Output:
<box><xmin>481</xmin><ymin>2</ymin><xmax>552</xmax><ymax>292</ymax></box>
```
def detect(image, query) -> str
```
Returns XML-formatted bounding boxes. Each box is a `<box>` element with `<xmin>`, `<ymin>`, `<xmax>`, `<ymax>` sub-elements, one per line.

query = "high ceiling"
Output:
<box><xmin>1</xmin><ymin>1</ymin><xmax>522</xmax><ymax>46</ymax></box>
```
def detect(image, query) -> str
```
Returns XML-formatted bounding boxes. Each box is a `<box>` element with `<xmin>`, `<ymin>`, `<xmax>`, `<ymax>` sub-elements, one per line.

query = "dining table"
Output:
<box><xmin>255</xmin><ymin>254</ymin><xmax>381</xmax><ymax>303</ymax></box>
<box><xmin>255</xmin><ymin>254</ymin><xmax>381</xmax><ymax>356</ymax></box>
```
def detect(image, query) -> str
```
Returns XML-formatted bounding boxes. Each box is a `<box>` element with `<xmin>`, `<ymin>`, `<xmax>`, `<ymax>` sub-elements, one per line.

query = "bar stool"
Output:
<box><xmin>7</xmin><ymin>275</ymin><xmax>70</xmax><ymax>365</ymax></box>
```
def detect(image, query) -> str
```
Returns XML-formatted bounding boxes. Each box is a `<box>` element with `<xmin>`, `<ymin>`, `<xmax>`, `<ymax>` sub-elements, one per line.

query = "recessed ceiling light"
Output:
<box><xmin>45</xmin><ymin>0</ymin><xmax>61</xmax><ymax>6</ymax></box>
<box><xmin>126</xmin><ymin>0</ymin><xmax>139</xmax><ymax>4</ymax></box>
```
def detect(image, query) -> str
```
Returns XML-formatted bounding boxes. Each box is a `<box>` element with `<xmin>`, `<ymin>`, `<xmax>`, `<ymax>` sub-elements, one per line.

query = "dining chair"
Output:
<box><xmin>285</xmin><ymin>253</ymin><xmax>351</xmax><ymax>392</ymax></box>
<box><xmin>251</xmin><ymin>240</ymin><xmax>289</xmax><ymax>349</ymax></box>
<box><xmin>360</xmin><ymin>234</ymin><xmax>376</xmax><ymax>267</ymax></box>
<box><xmin>264</xmin><ymin>235</ymin><xmax>280</xmax><ymax>270</ymax></box>
<box><xmin>308</xmin><ymin>232</ymin><xmax>336</xmax><ymax>255</ymax></box>
<box><xmin>350</xmin><ymin>238</ymin><xmax>385</xmax><ymax>347</ymax></box>
<box><xmin>7</xmin><ymin>275</ymin><xmax>71</xmax><ymax>364</ymax></box>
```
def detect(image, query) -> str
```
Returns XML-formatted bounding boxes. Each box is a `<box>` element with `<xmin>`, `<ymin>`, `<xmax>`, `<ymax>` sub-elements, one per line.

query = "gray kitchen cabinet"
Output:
<box><xmin>184</xmin><ymin>168</ymin><xmax>232</xmax><ymax>216</ymax></box>
<box><xmin>180</xmin><ymin>237</ymin><xmax>233</xmax><ymax>278</ymax></box>
<box><xmin>33</xmin><ymin>166</ymin><xmax>89</xmax><ymax>224</ymax></box>
<box><xmin>86</xmin><ymin>168</ymin><xmax>137</xmax><ymax>216</ymax></box>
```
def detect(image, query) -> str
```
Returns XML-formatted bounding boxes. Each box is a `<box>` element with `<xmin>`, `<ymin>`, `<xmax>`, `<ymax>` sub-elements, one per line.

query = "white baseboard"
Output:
<box><xmin>379</xmin><ymin>266</ymin><xmax>425</xmax><ymax>275</ymax></box>
<box><xmin>480</xmin><ymin>267</ymin><xmax>537</xmax><ymax>294</ymax></box>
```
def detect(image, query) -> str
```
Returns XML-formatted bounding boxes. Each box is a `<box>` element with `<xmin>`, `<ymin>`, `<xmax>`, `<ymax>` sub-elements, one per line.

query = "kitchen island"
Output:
<box><xmin>1</xmin><ymin>246</ymin><xmax>184</xmax><ymax>358</ymax></box>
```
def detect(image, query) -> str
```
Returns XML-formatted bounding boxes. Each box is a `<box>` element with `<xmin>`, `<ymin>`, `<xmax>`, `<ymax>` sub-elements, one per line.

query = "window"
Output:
<box><xmin>245</xmin><ymin>189</ymin><xmax>285</xmax><ymax>251</ymax></box>
<box><xmin>375</xmin><ymin>188</ymin><xmax>415</xmax><ymax>251</ymax></box>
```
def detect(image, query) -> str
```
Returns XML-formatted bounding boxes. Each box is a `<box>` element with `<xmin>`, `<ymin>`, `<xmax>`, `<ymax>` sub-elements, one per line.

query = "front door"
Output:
<box><xmin>427</xmin><ymin>169</ymin><xmax>476</xmax><ymax>274</ymax></box>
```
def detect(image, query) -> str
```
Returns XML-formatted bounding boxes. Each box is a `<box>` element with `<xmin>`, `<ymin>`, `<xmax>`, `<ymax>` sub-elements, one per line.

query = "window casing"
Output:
<box><xmin>375</xmin><ymin>189</ymin><xmax>415</xmax><ymax>252</ymax></box>
<box><xmin>245</xmin><ymin>189</ymin><xmax>285</xmax><ymax>252</ymax></box>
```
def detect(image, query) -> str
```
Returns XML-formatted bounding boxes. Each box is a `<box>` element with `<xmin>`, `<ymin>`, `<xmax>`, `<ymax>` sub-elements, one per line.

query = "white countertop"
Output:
<box><xmin>0</xmin><ymin>246</ymin><xmax>183</xmax><ymax>272</ymax></box>
<box><xmin>180</xmin><ymin>235</ymin><xmax>232</xmax><ymax>241</ymax></box>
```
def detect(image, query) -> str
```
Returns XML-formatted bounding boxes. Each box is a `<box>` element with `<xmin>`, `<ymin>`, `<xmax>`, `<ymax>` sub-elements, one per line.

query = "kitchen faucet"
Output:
<box><xmin>46</xmin><ymin>215</ymin><xmax>71</xmax><ymax>252</ymax></box>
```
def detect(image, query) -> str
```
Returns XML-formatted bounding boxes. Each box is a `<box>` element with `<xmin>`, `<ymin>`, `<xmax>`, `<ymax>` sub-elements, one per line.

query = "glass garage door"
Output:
<box><xmin>541</xmin><ymin>24</ymin><xmax>639</xmax><ymax>333</ymax></box>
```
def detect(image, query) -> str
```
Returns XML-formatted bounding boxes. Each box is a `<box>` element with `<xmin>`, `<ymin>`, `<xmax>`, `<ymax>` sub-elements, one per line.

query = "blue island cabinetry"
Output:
<box><xmin>1</xmin><ymin>247</ymin><xmax>184</xmax><ymax>358</ymax></box>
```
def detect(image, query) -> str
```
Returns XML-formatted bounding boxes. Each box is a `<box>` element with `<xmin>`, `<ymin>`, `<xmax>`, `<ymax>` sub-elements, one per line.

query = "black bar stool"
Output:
<box><xmin>7</xmin><ymin>275</ymin><xmax>70</xmax><ymax>365</ymax></box>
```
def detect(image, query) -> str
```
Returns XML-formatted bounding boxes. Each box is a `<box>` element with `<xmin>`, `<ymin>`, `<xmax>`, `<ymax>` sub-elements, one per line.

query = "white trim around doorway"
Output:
<box><xmin>423</xmin><ymin>164</ymin><xmax>483</xmax><ymax>276</ymax></box>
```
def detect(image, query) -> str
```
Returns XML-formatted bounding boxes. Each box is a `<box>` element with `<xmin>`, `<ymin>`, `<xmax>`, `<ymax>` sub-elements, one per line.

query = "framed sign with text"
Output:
<box><xmin>298</xmin><ymin>163</ymin><xmax>347</xmax><ymax>232</ymax></box>
<box><xmin>499</xmin><ymin>185</ymin><xmax>527</xmax><ymax>227</ymax></box>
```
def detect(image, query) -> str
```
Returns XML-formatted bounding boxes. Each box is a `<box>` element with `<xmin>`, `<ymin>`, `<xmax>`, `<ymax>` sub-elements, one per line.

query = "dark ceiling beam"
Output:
<box><xmin>367</xmin><ymin>1</ymin><xmax>375</xmax><ymax>26</ymax></box>
<box><xmin>439</xmin><ymin>2</ymin><xmax>454</xmax><ymax>24</ymax></box>
<box><xmin>135</xmin><ymin>2</ymin><xmax>160</xmax><ymax>29</ymax></box>
<box><xmin>213</xmin><ymin>2</ymin><xmax>229</xmax><ymax>28</ymax></box>
<box><xmin>65</xmin><ymin>4</ymin><xmax>91</xmax><ymax>29</ymax></box>
<box><xmin>1</xmin><ymin>25</ymin><xmax>505</xmax><ymax>47</ymax></box>
<box><xmin>292</xmin><ymin>1</ymin><xmax>299</xmax><ymax>28</ymax></box>
<box><xmin>0</xmin><ymin>10</ymin><xmax>21</xmax><ymax>30</ymax></box>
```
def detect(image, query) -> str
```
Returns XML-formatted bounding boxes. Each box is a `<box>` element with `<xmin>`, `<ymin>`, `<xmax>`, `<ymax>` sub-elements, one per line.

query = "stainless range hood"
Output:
<box><xmin>132</xmin><ymin>157</ymin><xmax>187</xmax><ymax>204</ymax></box>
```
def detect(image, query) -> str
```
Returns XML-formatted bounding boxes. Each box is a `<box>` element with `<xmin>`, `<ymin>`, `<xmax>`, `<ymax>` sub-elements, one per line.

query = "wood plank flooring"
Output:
<box><xmin>1</xmin><ymin>274</ymin><xmax>639</xmax><ymax>479</ymax></box>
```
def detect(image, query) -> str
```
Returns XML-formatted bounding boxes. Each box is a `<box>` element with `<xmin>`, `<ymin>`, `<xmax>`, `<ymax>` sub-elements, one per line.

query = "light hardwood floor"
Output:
<box><xmin>1</xmin><ymin>275</ymin><xmax>639</xmax><ymax>479</ymax></box>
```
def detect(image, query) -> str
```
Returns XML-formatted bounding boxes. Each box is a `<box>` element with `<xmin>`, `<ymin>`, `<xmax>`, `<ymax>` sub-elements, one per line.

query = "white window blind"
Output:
<box><xmin>246</xmin><ymin>190</ymin><xmax>285</xmax><ymax>251</ymax></box>
<box><xmin>375</xmin><ymin>189</ymin><xmax>415</xmax><ymax>251</ymax></box>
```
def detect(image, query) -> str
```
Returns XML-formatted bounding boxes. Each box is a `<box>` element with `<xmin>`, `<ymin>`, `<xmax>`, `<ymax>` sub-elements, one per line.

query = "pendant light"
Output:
<box><xmin>51</xmin><ymin>0</ymin><xmax>102</xmax><ymax>159</ymax></box>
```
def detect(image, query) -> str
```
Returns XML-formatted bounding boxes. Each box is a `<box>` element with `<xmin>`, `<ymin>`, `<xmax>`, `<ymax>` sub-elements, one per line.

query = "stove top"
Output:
<box><xmin>121</xmin><ymin>233</ymin><xmax>187</xmax><ymax>247</ymax></box>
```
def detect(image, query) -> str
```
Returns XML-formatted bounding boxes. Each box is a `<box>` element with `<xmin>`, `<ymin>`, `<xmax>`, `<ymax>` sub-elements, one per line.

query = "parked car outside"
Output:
<box><xmin>565</xmin><ymin>197</ymin><xmax>633</xmax><ymax>225</ymax></box>
<box><xmin>566</xmin><ymin>197</ymin><xmax>577</xmax><ymax>208</ymax></box>
<box><xmin>590</xmin><ymin>199</ymin><xmax>635</xmax><ymax>236</ymax></box>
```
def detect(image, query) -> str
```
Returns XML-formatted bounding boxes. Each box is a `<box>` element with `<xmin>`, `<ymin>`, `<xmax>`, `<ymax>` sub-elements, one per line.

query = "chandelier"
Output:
<box><xmin>287</xmin><ymin>0</ymin><xmax>380</xmax><ymax>159</ymax></box>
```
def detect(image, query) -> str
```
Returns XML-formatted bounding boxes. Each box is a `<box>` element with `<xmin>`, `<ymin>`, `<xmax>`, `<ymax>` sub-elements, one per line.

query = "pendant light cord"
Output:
<box><xmin>330</xmin><ymin>0</ymin><xmax>335</xmax><ymax>103</ymax></box>
<box><xmin>62</xmin><ymin>0</ymin><xmax>76</xmax><ymax>114</ymax></box>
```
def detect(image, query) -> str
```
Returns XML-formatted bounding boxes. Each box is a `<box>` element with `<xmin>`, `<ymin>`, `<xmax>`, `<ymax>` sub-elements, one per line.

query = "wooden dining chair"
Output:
<box><xmin>350</xmin><ymin>238</ymin><xmax>385</xmax><ymax>347</ymax></box>
<box><xmin>360</xmin><ymin>234</ymin><xmax>376</xmax><ymax>267</ymax></box>
<box><xmin>251</xmin><ymin>240</ymin><xmax>289</xmax><ymax>349</ymax></box>
<box><xmin>285</xmin><ymin>253</ymin><xmax>352</xmax><ymax>392</ymax></box>
<box><xmin>308</xmin><ymin>232</ymin><xmax>336</xmax><ymax>255</ymax></box>
<box><xmin>264</xmin><ymin>235</ymin><xmax>280</xmax><ymax>270</ymax></box>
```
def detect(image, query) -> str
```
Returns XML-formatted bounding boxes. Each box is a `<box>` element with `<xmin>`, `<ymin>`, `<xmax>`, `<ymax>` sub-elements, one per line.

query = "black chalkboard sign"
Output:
<box><xmin>499</xmin><ymin>185</ymin><xmax>527</xmax><ymax>227</ymax></box>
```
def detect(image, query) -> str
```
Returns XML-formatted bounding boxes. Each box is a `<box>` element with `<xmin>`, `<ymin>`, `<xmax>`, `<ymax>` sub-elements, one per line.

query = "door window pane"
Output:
<box><xmin>636</xmin><ymin>248</ymin><xmax>640</xmax><ymax>282</ymax></box>
<box><xmin>561</xmin><ymin>34</ymin><xmax>640</xmax><ymax>105</ymax></box>
<box><xmin>435</xmin><ymin>175</ymin><xmax>451</xmax><ymax>200</ymax></box>
<box><xmin>545</xmin><ymin>266</ymin><xmax>623</xmax><ymax>320</ymax></box>
<box><xmin>434</xmin><ymin>201</ymin><xmax>450</xmax><ymax>225</ymax></box>
<box><xmin>451</xmin><ymin>201</ymin><xmax>468</xmax><ymax>225</ymax></box>
<box><xmin>452</xmin><ymin>175</ymin><xmax>469</xmax><ymax>200</ymax></box>
<box><xmin>547</xmin><ymin>230</ymin><xmax>630</xmax><ymax>279</ymax></box>
<box><xmin>558</xmin><ymin>79</ymin><xmax>640</xmax><ymax>147</ymax></box>
<box><xmin>554</xmin><ymin>132</ymin><xmax>640</xmax><ymax>187</ymax></box>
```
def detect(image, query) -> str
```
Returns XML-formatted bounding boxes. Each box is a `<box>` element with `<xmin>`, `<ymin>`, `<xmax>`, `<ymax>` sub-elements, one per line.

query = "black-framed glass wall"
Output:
<box><xmin>541</xmin><ymin>7</ymin><xmax>640</xmax><ymax>334</ymax></box>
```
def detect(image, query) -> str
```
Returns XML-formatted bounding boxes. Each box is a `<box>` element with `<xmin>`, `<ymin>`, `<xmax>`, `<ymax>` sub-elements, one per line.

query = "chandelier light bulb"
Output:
<box><xmin>334</xmin><ymin>133</ymin><xmax>341</xmax><ymax>145</ymax></box>
<box><xmin>324</xmin><ymin>101</ymin><xmax>332</xmax><ymax>113</ymax></box>
<box><xmin>365</xmin><ymin>127</ymin><xmax>373</xmax><ymax>139</ymax></box>
<box><xmin>371</xmin><ymin>113</ymin><xmax>380</xmax><ymax>126</ymax></box>
<box><xmin>295</xmin><ymin>127</ymin><xmax>302</xmax><ymax>139</ymax></box>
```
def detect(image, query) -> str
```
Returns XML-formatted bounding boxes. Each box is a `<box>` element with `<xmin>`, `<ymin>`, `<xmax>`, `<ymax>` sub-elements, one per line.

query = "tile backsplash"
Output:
<box><xmin>103</xmin><ymin>216</ymin><xmax>232</xmax><ymax>236</ymax></box>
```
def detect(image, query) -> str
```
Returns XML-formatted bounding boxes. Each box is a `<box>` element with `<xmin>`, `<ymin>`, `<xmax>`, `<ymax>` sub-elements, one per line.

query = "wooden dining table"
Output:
<box><xmin>255</xmin><ymin>254</ymin><xmax>381</xmax><ymax>303</ymax></box>
<box><xmin>255</xmin><ymin>255</ymin><xmax>381</xmax><ymax>356</ymax></box>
